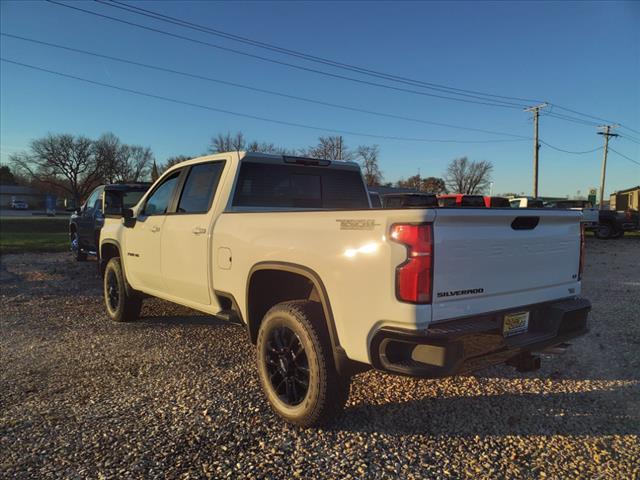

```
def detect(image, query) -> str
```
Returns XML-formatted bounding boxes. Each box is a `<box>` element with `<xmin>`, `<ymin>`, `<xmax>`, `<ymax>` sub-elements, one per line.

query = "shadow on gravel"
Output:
<box><xmin>133</xmin><ymin>315</ymin><xmax>231</xmax><ymax>327</ymax></box>
<box><xmin>333</xmin><ymin>384</ymin><xmax>639</xmax><ymax>436</ymax></box>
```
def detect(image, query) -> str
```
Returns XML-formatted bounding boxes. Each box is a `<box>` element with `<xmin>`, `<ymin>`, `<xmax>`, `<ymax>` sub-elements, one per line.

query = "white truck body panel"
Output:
<box><xmin>101</xmin><ymin>152</ymin><xmax>584</xmax><ymax>366</ymax></box>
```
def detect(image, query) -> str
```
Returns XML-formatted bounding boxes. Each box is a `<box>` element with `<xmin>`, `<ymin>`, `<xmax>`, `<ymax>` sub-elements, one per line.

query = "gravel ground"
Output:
<box><xmin>1</xmin><ymin>238</ymin><xmax>639</xmax><ymax>479</ymax></box>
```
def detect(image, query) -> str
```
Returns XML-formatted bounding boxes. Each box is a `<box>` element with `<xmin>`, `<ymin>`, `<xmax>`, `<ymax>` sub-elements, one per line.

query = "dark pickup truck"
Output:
<box><xmin>595</xmin><ymin>209</ymin><xmax>640</xmax><ymax>239</ymax></box>
<box><xmin>69</xmin><ymin>183</ymin><xmax>149</xmax><ymax>260</ymax></box>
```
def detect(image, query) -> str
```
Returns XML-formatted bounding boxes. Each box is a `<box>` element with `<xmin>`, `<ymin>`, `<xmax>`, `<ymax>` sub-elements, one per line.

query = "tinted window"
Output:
<box><xmin>84</xmin><ymin>188</ymin><xmax>102</xmax><ymax>211</ymax></box>
<box><xmin>384</xmin><ymin>197</ymin><xmax>403</xmax><ymax>208</ymax></box>
<box><xmin>122</xmin><ymin>191</ymin><xmax>145</xmax><ymax>208</ymax></box>
<box><xmin>177</xmin><ymin>162</ymin><xmax>225</xmax><ymax>213</ymax></box>
<box><xmin>460</xmin><ymin>196</ymin><xmax>485</xmax><ymax>207</ymax></box>
<box><xmin>490</xmin><ymin>197</ymin><xmax>511</xmax><ymax>208</ymax></box>
<box><xmin>368</xmin><ymin>193</ymin><xmax>382</xmax><ymax>208</ymax></box>
<box><xmin>438</xmin><ymin>197</ymin><xmax>457</xmax><ymax>207</ymax></box>
<box><xmin>144</xmin><ymin>171</ymin><xmax>180</xmax><ymax>215</ymax></box>
<box><xmin>403</xmin><ymin>195</ymin><xmax>438</xmax><ymax>207</ymax></box>
<box><xmin>232</xmin><ymin>162</ymin><xmax>368</xmax><ymax>209</ymax></box>
<box><xmin>528</xmin><ymin>200</ymin><xmax>544</xmax><ymax>208</ymax></box>
<box><xmin>510</xmin><ymin>200</ymin><xmax>521</xmax><ymax>208</ymax></box>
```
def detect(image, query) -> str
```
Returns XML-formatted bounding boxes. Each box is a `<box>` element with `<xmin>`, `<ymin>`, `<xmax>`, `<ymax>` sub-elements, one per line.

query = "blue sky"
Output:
<box><xmin>1</xmin><ymin>0</ymin><xmax>638</xmax><ymax>197</ymax></box>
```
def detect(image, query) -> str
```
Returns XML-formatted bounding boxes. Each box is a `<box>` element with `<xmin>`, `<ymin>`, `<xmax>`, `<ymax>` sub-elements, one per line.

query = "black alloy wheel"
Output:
<box><xmin>265</xmin><ymin>326</ymin><xmax>310</xmax><ymax>406</ymax></box>
<box><xmin>105</xmin><ymin>268</ymin><xmax>120</xmax><ymax>313</ymax></box>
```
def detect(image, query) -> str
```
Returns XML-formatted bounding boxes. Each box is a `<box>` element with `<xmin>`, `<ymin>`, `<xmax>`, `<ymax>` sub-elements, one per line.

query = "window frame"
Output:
<box><xmin>141</xmin><ymin>169</ymin><xmax>184</xmax><ymax>217</ymax></box>
<box><xmin>173</xmin><ymin>160</ymin><xmax>226</xmax><ymax>215</ymax></box>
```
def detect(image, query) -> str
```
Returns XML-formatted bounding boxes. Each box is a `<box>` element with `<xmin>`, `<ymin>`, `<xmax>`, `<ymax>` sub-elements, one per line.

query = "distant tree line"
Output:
<box><xmin>8</xmin><ymin>132</ymin><xmax>155</xmax><ymax>205</ymax></box>
<box><xmin>5</xmin><ymin>130</ymin><xmax>494</xmax><ymax>204</ymax></box>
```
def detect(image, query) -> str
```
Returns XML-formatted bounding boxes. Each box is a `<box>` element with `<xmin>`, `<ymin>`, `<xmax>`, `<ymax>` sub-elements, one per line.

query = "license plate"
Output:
<box><xmin>503</xmin><ymin>311</ymin><xmax>529</xmax><ymax>337</ymax></box>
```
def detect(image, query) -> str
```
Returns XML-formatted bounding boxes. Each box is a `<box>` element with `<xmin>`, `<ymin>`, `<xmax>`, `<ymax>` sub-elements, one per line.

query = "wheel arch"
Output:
<box><xmin>246</xmin><ymin>262</ymin><xmax>357</xmax><ymax>374</ymax></box>
<box><xmin>99</xmin><ymin>240</ymin><xmax>121</xmax><ymax>276</ymax></box>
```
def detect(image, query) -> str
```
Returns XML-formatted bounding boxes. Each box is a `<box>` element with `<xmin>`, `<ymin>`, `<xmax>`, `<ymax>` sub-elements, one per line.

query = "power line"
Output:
<box><xmin>0</xmin><ymin>32</ymin><xmax>530</xmax><ymax>139</ymax></box>
<box><xmin>0</xmin><ymin>57</ymin><xmax>530</xmax><ymax>145</ymax></box>
<box><xmin>608</xmin><ymin>147</ymin><xmax>640</xmax><ymax>166</ymax></box>
<box><xmin>93</xmin><ymin>1</ymin><xmax>640</xmax><ymax>136</ymax></box>
<box><xmin>619</xmin><ymin>134</ymin><xmax>640</xmax><ymax>146</ymax></box>
<box><xmin>543</xmin><ymin>111</ymin><xmax>601</xmax><ymax>127</ymax></box>
<box><xmin>619</xmin><ymin>124</ymin><xmax>640</xmax><ymax>136</ymax></box>
<box><xmin>539</xmin><ymin>140</ymin><xmax>602</xmax><ymax>155</ymax></box>
<box><xmin>100</xmin><ymin>0</ymin><xmax>540</xmax><ymax>105</ymax></box>
<box><xmin>44</xmin><ymin>0</ymin><xmax>528</xmax><ymax>110</ymax></box>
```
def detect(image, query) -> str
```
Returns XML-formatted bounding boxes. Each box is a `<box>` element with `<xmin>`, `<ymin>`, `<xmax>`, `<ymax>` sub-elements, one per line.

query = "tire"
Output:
<box><xmin>594</xmin><ymin>223</ymin><xmax>614</xmax><ymax>239</ymax></box>
<box><xmin>70</xmin><ymin>231</ymin><xmax>87</xmax><ymax>261</ymax></box>
<box><xmin>103</xmin><ymin>257</ymin><xmax>142</xmax><ymax>322</ymax></box>
<box><xmin>256</xmin><ymin>300</ymin><xmax>350</xmax><ymax>427</ymax></box>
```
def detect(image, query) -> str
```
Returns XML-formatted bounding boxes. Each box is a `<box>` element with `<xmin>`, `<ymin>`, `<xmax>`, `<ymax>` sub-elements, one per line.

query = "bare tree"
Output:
<box><xmin>10</xmin><ymin>133</ymin><xmax>102</xmax><ymax>205</ymax></box>
<box><xmin>93</xmin><ymin>132</ymin><xmax>124</xmax><ymax>183</ymax></box>
<box><xmin>396</xmin><ymin>174</ymin><xmax>424</xmax><ymax>191</ymax></box>
<box><xmin>210</xmin><ymin>131</ymin><xmax>246</xmax><ymax>153</ymax></box>
<box><xmin>444</xmin><ymin>157</ymin><xmax>493</xmax><ymax>194</ymax></box>
<box><xmin>162</xmin><ymin>155</ymin><xmax>192</xmax><ymax>173</ymax></box>
<box><xmin>423</xmin><ymin>176</ymin><xmax>447</xmax><ymax>194</ymax></box>
<box><xmin>118</xmin><ymin>145</ymin><xmax>153</xmax><ymax>182</ymax></box>
<box><xmin>302</xmin><ymin>136</ymin><xmax>353</xmax><ymax>161</ymax></box>
<box><xmin>246</xmin><ymin>141</ymin><xmax>293</xmax><ymax>155</ymax></box>
<box><xmin>94</xmin><ymin>133</ymin><xmax>153</xmax><ymax>183</ymax></box>
<box><xmin>356</xmin><ymin>145</ymin><xmax>382</xmax><ymax>186</ymax></box>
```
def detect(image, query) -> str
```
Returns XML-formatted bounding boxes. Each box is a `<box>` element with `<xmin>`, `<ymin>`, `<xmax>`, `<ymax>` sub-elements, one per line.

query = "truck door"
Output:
<box><xmin>124</xmin><ymin>170</ymin><xmax>182</xmax><ymax>293</ymax></box>
<box><xmin>79</xmin><ymin>187</ymin><xmax>103</xmax><ymax>251</ymax></box>
<box><xmin>160</xmin><ymin>161</ymin><xmax>225</xmax><ymax>307</ymax></box>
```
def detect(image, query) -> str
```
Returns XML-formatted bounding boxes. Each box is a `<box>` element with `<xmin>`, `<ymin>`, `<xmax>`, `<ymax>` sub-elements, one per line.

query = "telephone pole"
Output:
<box><xmin>597</xmin><ymin>125</ymin><xmax>619</xmax><ymax>209</ymax></box>
<box><xmin>524</xmin><ymin>103</ymin><xmax>548</xmax><ymax>198</ymax></box>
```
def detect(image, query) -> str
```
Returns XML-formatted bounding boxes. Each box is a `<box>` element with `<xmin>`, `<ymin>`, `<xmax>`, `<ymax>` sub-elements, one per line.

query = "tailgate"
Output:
<box><xmin>431</xmin><ymin>209</ymin><xmax>581</xmax><ymax>322</ymax></box>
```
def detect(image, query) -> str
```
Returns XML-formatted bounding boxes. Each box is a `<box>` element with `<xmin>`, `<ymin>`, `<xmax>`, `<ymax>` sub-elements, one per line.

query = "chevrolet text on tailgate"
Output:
<box><xmin>99</xmin><ymin>152</ymin><xmax>590</xmax><ymax>426</ymax></box>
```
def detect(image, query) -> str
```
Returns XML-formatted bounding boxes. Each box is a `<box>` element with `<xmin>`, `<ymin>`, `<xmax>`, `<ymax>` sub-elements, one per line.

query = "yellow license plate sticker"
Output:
<box><xmin>503</xmin><ymin>311</ymin><xmax>529</xmax><ymax>337</ymax></box>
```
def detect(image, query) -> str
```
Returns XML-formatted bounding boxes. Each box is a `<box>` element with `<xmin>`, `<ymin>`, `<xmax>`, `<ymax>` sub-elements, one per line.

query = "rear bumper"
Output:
<box><xmin>369</xmin><ymin>297</ymin><xmax>590</xmax><ymax>377</ymax></box>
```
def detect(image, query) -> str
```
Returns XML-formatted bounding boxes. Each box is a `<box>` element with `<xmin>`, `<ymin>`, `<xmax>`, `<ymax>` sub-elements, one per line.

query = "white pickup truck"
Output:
<box><xmin>99</xmin><ymin>152</ymin><xmax>590</xmax><ymax>426</ymax></box>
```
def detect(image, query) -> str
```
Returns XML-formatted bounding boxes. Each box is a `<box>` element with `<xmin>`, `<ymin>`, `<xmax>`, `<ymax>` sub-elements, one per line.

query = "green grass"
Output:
<box><xmin>0</xmin><ymin>217</ymin><xmax>70</xmax><ymax>254</ymax></box>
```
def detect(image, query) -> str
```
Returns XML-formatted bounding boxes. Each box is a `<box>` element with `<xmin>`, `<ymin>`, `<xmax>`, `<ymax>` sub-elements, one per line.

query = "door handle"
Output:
<box><xmin>192</xmin><ymin>227</ymin><xmax>207</xmax><ymax>235</ymax></box>
<box><xmin>151</xmin><ymin>225</ymin><xmax>161</xmax><ymax>233</ymax></box>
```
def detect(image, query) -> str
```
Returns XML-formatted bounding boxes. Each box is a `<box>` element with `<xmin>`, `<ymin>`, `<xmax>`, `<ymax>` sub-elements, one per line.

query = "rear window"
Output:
<box><xmin>489</xmin><ymin>197</ymin><xmax>511</xmax><ymax>208</ymax></box>
<box><xmin>384</xmin><ymin>194</ymin><xmax>437</xmax><ymax>208</ymax></box>
<box><xmin>232</xmin><ymin>162</ymin><xmax>368</xmax><ymax>209</ymax></box>
<box><xmin>438</xmin><ymin>197</ymin><xmax>457</xmax><ymax>207</ymax></box>
<box><xmin>122</xmin><ymin>191</ymin><xmax>145</xmax><ymax>208</ymax></box>
<box><xmin>460</xmin><ymin>196</ymin><xmax>485</xmax><ymax>207</ymax></box>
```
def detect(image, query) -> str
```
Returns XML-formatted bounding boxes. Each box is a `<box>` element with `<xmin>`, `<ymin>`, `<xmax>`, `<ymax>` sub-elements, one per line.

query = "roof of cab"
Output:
<box><xmin>163</xmin><ymin>151</ymin><xmax>361</xmax><ymax>176</ymax></box>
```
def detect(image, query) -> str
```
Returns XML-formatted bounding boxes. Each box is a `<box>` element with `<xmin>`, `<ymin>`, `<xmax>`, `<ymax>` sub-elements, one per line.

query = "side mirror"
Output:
<box><xmin>123</xmin><ymin>208</ymin><xmax>136</xmax><ymax>228</ymax></box>
<box><xmin>75</xmin><ymin>207</ymin><xmax>82</xmax><ymax>215</ymax></box>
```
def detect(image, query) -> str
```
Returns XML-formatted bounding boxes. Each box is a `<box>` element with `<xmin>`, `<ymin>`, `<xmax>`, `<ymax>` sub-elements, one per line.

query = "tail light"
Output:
<box><xmin>578</xmin><ymin>223</ymin><xmax>585</xmax><ymax>280</ymax></box>
<box><xmin>390</xmin><ymin>223</ymin><xmax>433</xmax><ymax>303</ymax></box>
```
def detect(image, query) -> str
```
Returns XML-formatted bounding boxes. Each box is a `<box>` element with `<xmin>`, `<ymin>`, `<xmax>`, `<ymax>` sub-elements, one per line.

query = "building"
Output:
<box><xmin>609</xmin><ymin>185</ymin><xmax>640</xmax><ymax>212</ymax></box>
<box><xmin>0</xmin><ymin>185</ymin><xmax>47</xmax><ymax>208</ymax></box>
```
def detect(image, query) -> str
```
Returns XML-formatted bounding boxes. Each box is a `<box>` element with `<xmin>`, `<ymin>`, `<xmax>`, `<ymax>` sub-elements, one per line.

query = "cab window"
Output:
<box><xmin>143</xmin><ymin>171</ymin><xmax>181</xmax><ymax>216</ymax></box>
<box><xmin>176</xmin><ymin>162</ymin><xmax>225</xmax><ymax>214</ymax></box>
<box><xmin>84</xmin><ymin>187</ymin><xmax>103</xmax><ymax>212</ymax></box>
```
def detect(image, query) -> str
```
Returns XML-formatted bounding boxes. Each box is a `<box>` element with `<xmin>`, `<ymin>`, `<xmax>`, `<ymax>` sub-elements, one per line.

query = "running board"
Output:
<box><xmin>215</xmin><ymin>310</ymin><xmax>242</xmax><ymax>324</ymax></box>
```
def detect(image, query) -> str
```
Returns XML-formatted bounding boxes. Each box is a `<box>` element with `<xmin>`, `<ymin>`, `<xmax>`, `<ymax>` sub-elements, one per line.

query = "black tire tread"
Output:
<box><xmin>257</xmin><ymin>300</ymin><xmax>349</xmax><ymax>427</ymax></box>
<box><xmin>104</xmin><ymin>257</ymin><xmax>142</xmax><ymax>322</ymax></box>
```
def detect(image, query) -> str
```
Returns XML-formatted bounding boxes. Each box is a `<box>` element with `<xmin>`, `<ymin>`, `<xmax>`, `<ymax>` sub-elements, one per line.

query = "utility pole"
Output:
<box><xmin>524</xmin><ymin>103</ymin><xmax>548</xmax><ymax>198</ymax></box>
<box><xmin>597</xmin><ymin>125</ymin><xmax>619</xmax><ymax>209</ymax></box>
